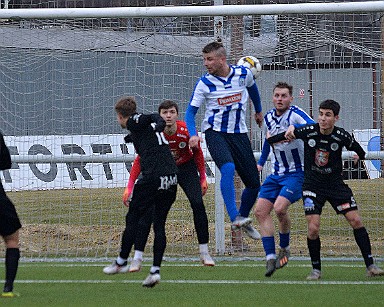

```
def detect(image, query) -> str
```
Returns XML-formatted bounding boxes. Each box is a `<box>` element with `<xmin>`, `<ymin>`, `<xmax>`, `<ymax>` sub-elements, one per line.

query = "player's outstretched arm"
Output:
<box><xmin>267</xmin><ymin>131</ymin><xmax>287</xmax><ymax>145</ymax></box>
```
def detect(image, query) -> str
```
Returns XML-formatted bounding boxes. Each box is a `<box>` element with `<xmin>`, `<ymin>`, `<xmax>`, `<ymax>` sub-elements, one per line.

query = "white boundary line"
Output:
<box><xmin>7</xmin><ymin>279</ymin><xmax>384</xmax><ymax>285</ymax></box>
<box><xmin>17</xmin><ymin>263</ymin><xmax>376</xmax><ymax>268</ymax></box>
<box><xmin>11</xmin><ymin>263</ymin><xmax>384</xmax><ymax>285</ymax></box>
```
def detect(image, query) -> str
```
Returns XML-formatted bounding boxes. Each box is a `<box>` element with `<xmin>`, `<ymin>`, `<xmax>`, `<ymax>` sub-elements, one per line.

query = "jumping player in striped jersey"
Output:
<box><xmin>185</xmin><ymin>41</ymin><xmax>263</xmax><ymax>240</ymax></box>
<box><xmin>255</xmin><ymin>82</ymin><xmax>315</xmax><ymax>277</ymax></box>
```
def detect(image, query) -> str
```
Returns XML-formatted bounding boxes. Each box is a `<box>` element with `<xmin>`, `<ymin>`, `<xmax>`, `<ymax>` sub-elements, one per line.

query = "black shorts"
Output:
<box><xmin>302</xmin><ymin>181</ymin><xmax>358</xmax><ymax>215</ymax></box>
<box><xmin>0</xmin><ymin>194</ymin><xmax>22</xmax><ymax>236</ymax></box>
<box><xmin>129</xmin><ymin>173</ymin><xmax>178</xmax><ymax>215</ymax></box>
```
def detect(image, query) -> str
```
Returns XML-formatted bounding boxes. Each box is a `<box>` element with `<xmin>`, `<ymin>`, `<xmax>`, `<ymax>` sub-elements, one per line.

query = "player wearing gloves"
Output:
<box><xmin>123</xmin><ymin>100</ymin><xmax>214</xmax><ymax>268</ymax></box>
<box><xmin>267</xmin><ymin>99</ymin><xmax>384</xmax><ymax>279</ymax></box>
<box><xmin>103</xmin><ymin>96</ymin><xmax>178</xmax><ymax>288</ymax></box>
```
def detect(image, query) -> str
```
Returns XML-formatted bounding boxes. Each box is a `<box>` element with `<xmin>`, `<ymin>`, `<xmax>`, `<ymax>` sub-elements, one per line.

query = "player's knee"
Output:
<box><xmin>346</xmin><ymin>211</ymin><xmax>363</xmax><ymax>229</ymax></box>
<box><xmin>254</xmin><ymin>201</ymin><xmax>270</xmax><ymax>221</ymax></box>
<box><xmin>307</xmin><ymin>223</ymin><xmax>320</xmax><ymax>238</ymax></box>
<box><xmin>308</xmin><ymin>225</ymin><xmax>320</xmax><ymax>240</ymax></box>
<box><xmin>275</xmin><ymin>208</ymin><xmax>288</xmax><ymax>222</ymax></box>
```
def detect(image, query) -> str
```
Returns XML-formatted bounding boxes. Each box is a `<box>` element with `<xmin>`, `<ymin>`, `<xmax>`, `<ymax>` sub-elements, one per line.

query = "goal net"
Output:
<box><xmin>0</xmin><ymin>0</ymin><xmax>383</xmax><ymax>261</ymax></box>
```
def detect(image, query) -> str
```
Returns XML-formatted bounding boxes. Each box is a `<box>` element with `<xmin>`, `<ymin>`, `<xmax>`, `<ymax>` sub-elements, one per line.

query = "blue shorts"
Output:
<box><xmin>258</xmin><ymin>171</ymin><xmax>304</xmax><ymax>204</ymax></box>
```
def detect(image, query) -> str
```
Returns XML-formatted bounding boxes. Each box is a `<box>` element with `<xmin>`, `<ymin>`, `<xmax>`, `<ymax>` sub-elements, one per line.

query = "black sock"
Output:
<box><xmin>4</xmin><ymin>248</ymin><xmax>20</xmax><ymax>292</ymax></box>
<box><xmin>353</xmin><ymin>227</ymin><xmax>373</xmax><ymax>268</ymax></box>
<box><xmin>307</xmin><ymin>237</ymin><xmax>321</xmax><ymax>271</ymax></box>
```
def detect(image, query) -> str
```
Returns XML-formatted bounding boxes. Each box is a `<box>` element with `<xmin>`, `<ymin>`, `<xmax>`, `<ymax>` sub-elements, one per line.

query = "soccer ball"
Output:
<box><xmin>237</xmin><ymin>56</ymin><xmax>262</xmax><ymax>79</ymax></box>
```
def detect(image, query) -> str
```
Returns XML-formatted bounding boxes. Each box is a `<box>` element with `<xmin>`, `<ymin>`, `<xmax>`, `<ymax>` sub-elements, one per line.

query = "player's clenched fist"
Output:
<box><xmin>122</xmin><ymin>187</ymin><xmax>131</xmax><ymax>207</ymax></box>
<box><xmin>200</xmin><ymin>178</ymin><xmax>208</xmax><ymax>196</ymax></box>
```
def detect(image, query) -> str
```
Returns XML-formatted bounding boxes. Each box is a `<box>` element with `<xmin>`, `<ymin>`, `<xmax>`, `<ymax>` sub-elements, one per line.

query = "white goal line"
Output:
<box><xmin>0</xmin><ymin>1</ymin><xmax>384</xmax><ymax>19</ymax></box>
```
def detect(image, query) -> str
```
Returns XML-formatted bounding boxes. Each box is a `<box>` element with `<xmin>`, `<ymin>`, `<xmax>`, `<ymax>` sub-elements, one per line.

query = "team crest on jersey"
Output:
<box><xmin>330</xmin><ymin>143</ymin><xmax>339</xmax><ymax>151</ymax></box>
<box><xmin>179</xmin><ymin>142</ymin><xmax>187</xmax><ymax>149</ymax></box>
<box><xmin>315</xmin><ymin>149</ymin><xmax>329</xmax><ymax>167</ymax></box>
<box><xmin>238</xmin><ymin>78</ymin><xmax>245</xmax><ymax>87</ymax></box>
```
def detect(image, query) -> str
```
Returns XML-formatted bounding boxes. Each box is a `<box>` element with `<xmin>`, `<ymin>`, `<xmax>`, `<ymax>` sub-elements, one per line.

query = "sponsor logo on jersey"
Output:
<box><xmin>176</xmin><ymin>133</ymin><xmax>188</xmax><ymax>139</ymax></box>
<box><xmin>217</xmin><ymin>93</ymin><xmax>242</xmax><ymax>106</ymax></box>
<box><xmin>179</xmin><ymin>142</ymin><xmax>187</xmax><ymax>149</ymax></box>
<box><xmin>315</xmin><ymin>149</ymin><xmax>329</xmax><ymax>166</ymax></box>
<box><xmin>331</xmin><ymin>135</ymin><xmax>341</xmax><ymax>142</ymax></box>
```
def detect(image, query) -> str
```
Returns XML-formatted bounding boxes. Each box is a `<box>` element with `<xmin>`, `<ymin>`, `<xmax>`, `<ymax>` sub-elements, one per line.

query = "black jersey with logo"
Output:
<box><xmin>268</xmin><ymin>123</ymin><xmax>365</xmax><ymax>186</ymax></box>
<box><xmin>124</xmin><ymin>113</ymin><xmax>178</xmax><ymax>179</ymax></box>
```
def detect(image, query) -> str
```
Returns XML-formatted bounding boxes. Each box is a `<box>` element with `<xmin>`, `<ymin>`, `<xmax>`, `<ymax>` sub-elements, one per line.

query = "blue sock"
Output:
<box><xmin>220</xmin><ymin>162</ymin><xmax>238</xmax><ymax>222</ymax></box>
<box><xmin>239</xmin><ymin>187</ymin><xmax>259</xmax><ymax>217</ymax></box>
<box><xmin>279</xmin><ymin>232</ymin><xmax>290</xmax><ymax>249</ymax></box>
<box><xmin>262</xmin><ymin>236</ymin><xmax>276</xmax><ymax>257</ymax></box>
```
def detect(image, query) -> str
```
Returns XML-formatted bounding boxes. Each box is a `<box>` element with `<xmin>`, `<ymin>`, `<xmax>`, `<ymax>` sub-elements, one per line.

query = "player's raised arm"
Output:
<box><xmin>185</xmin><ymin>104</ymin><xmax>202</xmax><ymax>148</ymax></box>
<box><xmin>246</xmin><ymin>77</ymin><xmax>263</xmax><ymax>128</ymax></box>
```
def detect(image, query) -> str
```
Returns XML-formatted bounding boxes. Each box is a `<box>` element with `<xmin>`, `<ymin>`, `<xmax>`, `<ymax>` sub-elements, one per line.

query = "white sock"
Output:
<box><xmin>199</xmin><ymin>244</ymin><xmax>209</xmax><ymax>255</ymax></box>
<box><xmin>116</xmin><ymin>256</ymin><xmax>127</xmax><ymax>265</ymax></box>
<box><xmin>150</xmin><ymin>266</ymin><xmax>160</xmax><ymax>274</ymax></box>
<box><xmin>266</xmin><ymin>254</ymin><xmax>276</xmax><ymax>261</ymax></box>
<box><xmin>133</xmin><ymin>250</ymin><xmax>143</xmax><ymax>260</ymax></box>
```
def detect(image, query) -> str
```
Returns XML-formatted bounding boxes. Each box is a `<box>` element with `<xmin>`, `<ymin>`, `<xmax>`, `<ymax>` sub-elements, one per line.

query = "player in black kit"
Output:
<box><xmin>268</xmin><ymin>99</ymin><xmax>384</xmax><ymax>280</ymax></box>
<box><xmin>103</xmin><ymin>96</ymin><xmax>178</xmax><ymax>288</ymax></box>
<box><xmin>0</xmin><ymin>132</ymin><xmax>22</xmax><ymax>298</ymax></box>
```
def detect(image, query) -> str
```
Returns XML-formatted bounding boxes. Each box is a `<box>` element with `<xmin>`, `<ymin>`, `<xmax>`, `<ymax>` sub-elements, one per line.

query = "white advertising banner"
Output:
<box><xmin>1</xmin><ymin>134</ymin><xmax>135</xmax><ymax>191</ymax></box>
<box><xmin>1</xmin><ymin>134</ymin><xmax>215</xmax><ymax>191</ymax></box>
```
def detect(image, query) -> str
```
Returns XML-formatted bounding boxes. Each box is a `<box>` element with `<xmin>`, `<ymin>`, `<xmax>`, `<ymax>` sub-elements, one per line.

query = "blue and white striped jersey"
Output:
<box><xmin>263</xmin><ymin>105</ymin><xmax>314</xmax><ymax>175</ymax></box>
<box><xmin>188</xmin><ymin>65</ymin><xmax>261</xmax><ymax>134</ymax></box>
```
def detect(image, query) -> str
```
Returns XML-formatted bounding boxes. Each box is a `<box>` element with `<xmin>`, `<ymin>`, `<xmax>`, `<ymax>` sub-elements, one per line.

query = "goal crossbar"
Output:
<box><xmin>0</xmin><ymin>1</ymin><xmax>384</xmax><ymax>19</ymax></box>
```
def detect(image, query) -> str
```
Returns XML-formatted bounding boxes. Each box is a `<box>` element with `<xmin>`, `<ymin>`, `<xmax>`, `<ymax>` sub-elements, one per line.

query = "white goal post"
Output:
<box><xmin>0</xmin><ymin>1</ymin><xmax>383</xmax><ymax>260</ymax></box>
<box><xmin>0</xmin><ymin>1</ymin><xmax>384</xmax><ymax>18</ymax></box>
